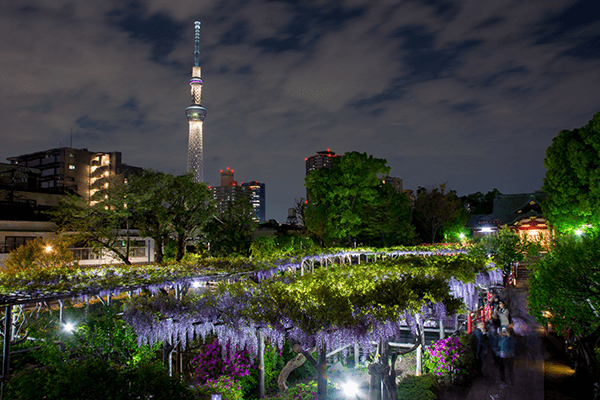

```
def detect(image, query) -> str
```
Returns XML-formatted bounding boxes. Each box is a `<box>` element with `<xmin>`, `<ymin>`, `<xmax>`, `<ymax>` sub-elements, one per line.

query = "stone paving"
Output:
<box><xmin>465</xmin><ymin>282</ymin><xmax>545</xmax><ymax>400</ymax></box>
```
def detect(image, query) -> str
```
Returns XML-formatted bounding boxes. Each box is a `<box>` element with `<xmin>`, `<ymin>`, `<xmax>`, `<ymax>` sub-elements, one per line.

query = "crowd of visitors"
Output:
<box><xmin>472</xmin><ymin>294</ymin><xmax>518</xmax><ymax>388</ymax></box>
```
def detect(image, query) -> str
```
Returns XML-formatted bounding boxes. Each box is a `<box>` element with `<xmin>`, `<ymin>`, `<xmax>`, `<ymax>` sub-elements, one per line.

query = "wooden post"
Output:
<box><xmin>439</xmin><ymin>319</ymin><xmax>445</xmax><ymax>340</ymax></box>
<box><xmin>1</xmin><ymin>305</ymin><xmax>12</xmax><ymax>400</ymax></box>
<box><xmin>316</xmin><ymin>346</ymin><xmax>328</xmax><ymax>400</ymax></box>
<box><xmin>258</xmin><ymin>332</ymin><xmax>265</xmax><ymax>399</ymax></box>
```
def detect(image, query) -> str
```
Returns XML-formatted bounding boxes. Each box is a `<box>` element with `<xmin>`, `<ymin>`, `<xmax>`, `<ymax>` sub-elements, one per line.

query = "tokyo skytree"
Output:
<box><xmin>186</xmin><ymin>21</ymin><xmax>207</xmax><ymax>182</ymax></box>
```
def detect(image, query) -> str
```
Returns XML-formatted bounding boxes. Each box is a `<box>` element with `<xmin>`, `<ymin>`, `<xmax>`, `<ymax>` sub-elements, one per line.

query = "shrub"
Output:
<box><xmin>422</xmin><ymin>334</ymin><xmax>476</xmax><ymax>384</ymax></box>
<box><xmin>6</xmin><ymin>357</ymin><xmax>193</xmax><ymax>400</ymax></box>
<box><xmin>396</xmin><ymin>375</ymin><xmax>436</xmax><ymax>400</ymax></box>
<box><xmin>4</xmin><ymin>236</ymin><xmax>76</xmax><ymax>275</ymax></box>
<box><xmin>193</xmin><ymin>375</ymin><xmax>244</xmax><ymax>400</ymax></box>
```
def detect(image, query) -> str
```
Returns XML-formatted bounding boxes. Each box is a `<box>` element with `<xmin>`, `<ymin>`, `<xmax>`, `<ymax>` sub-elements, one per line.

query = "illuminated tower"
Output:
<box><xmin>186</xmin><ymin>21</ymin><xmax>207</xmax><ymax>182</ymax></box>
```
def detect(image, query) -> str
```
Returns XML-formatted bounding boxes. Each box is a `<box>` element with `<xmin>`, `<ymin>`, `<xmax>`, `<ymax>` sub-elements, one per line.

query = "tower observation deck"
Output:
<box><xmin>186</xmin><ymin>21</ymin><xmax>206</xmax><ymax>182</ymax></box>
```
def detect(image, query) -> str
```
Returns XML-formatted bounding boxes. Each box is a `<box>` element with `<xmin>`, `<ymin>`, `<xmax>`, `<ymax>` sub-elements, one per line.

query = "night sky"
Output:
<box><xmin>1</xmin><ymin>0</ymin><xmax>599</xmax><ymax>222</ymax></box>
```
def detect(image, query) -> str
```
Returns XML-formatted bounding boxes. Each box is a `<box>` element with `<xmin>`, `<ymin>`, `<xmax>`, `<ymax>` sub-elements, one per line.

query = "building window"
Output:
<box><xmin>69</xmin><ymin>153</ymin><xmax>76</xmax><ymax>158</ymax></box>
<box><xmin>4</xmin><ymin>236</ymin><xmax>39</xmax><ymax>252</ymax></box>
<box><xmin>69</xmin><ymin>165</ymin><xmax>76</xmax><ymax>170</ymax></box>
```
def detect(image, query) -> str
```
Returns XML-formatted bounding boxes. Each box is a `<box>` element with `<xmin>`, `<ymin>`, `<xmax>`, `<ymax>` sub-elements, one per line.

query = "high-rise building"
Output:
<box><xmin>186</xmin><ymin>21</ymin><xmax>207</xmax><ymax>183</ymax></box>
<box><xmin>212</xmin><ymin>168</ymin><xmax>240</xmax><ymax>215</ymax></box>
<box><xmin>7</xmin><ymin>147</ymin><xmax>141</xmax><ymax>202</ymax></box>
<box><xmin>305</xmin><ymin>149</ymin><xmax>337</xmax><ymax>176</ymax></box>
<box><xmin>211</xmin><ymin>168</ymin><xmax>265</xmax><ymax>222</ymax></box>
<box><xmin>384</xmin><ymin>176</ymin><xmax>403</xmax><ymax>193</ymax></box>
<box><xmin>305</xmin><ymin>149</ymin><xmax>338</xmax><ymax>199</ymax></box>
<box><xmin>241</xmin><ymin>181</ymin><xmax>266</xmax><ymax>223</ymax></box>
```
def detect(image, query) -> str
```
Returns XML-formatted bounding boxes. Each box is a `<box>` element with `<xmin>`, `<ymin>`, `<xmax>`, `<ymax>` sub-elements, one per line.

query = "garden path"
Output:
<box><xmin>464</xmin><ymin>281</ymin><xmax>545</xmax><ymax>400</ymax></box>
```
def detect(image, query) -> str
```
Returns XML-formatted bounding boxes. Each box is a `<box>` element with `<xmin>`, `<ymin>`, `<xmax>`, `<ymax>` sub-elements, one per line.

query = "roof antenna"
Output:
<box><xmin>194</xmin><ymin>21</ymin><xmax>201</xmax><ymax>66</ymax></box>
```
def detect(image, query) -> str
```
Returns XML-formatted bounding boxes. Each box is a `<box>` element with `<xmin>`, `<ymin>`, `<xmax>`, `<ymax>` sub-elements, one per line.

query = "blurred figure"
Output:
<box><xmin>498</xmin><ymin>327</ymin><xmax>516</xmax><ymax>387</ymax></box>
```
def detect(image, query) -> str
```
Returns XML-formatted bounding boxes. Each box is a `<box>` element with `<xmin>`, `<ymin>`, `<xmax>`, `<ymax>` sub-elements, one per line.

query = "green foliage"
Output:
<box><xmin>250</xmin><ymin>234</ymin><xmax>317</xmax><ymax>259</ymax></box>
<box><xmin>206</xmin><ymin>186</ymin><xmax>255</xmax><ymax>257</ymax></box>
<box><xmin>422</xmin><ymin>335</ymin><xmax>476</xmax><ymax>384</ymax></box>
<box><xmin>241</xmin><ymin>254</ymin><xmax>484</xmax><ymax>334</ymax></box>
<box><xmin>413</xmin><ymin>183</ymin><xmax>467</xmax><ymax>244</ymax></box>
<box><xmin>460</xmin><ymin>189</ymin><xmax>501</xmax><ymax>215</ymax></box>
<box><xmin>6</xmin><ymin>357</ymin><xmax>193</xmax><ymax>400</ymax></box>
<box><xmin>305</xmin><ymin>151</ymin><xmax>413</xmax><ymax>246</ymax></box>
<box><xmin>471</xmin><ymin>226</ymin><xmax>542</xmax><ymax>279</ymax></box>
<box><xmin>396</xmin><ymin>375</ymin><xmax>437</xmax><ymax>400</ymax></box>
<box><xmin>542</xmin><ymin>111</ymin><xmax>600</xmax><ymax>233</ymax></box>
<box><xmin>529</xmin><ymin>233</ymin><xmax>600</xmax><ymax>337</ymax></box>
<box><xmin>192</xmin><ymin>375</ymin><xmax>244</xmax><ymax>400</ymax></box>
<box><xmin>28</xmin><ymin>304</ymin><xmax>159</xmax><ymax>369</ymax></box>
<box><xmin>50</xmin><ymin>176</ymin><xmax>137</xmax><ymax>265</ymax></box>
<box><xmin>4</xmin><ymin>236</ymin><xmax>77</xmax><ymax>275</ymax></box>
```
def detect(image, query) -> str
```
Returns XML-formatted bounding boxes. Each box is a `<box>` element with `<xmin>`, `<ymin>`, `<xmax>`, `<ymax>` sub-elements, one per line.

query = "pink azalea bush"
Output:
<box><xmin>192</xmin><ymin>339</ymin><xmax>253</xmax><ymax>384</ymax></box>
<box><xmin>422</xmin><ymin>335</ymin><xmax>475</xmax><ymax>384</ymax></box>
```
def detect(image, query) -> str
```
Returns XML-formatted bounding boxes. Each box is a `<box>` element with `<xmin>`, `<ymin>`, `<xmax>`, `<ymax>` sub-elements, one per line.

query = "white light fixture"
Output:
<box><xmin>481</xmin><ymin>227</ymin><xmax>493</xmax><ymax>233</ymax></box>
<box><xmin>63</xmin><ymin>322</ymin><xmax>75</xmax><ymax>333</ymax></box>
<box><xmin>575</xmin><ymin>229</ymin><xmax>583</xmax><ymax>236</ymax></box>
<box><xmin>342</xmin><ymin>381</ymin><xmax>359</xmax><ymax>397</ymax></box>
<box><xmin>459</xmin><ymin>233</ymin><xmax>465</xmax><ymax>239</ymax></box>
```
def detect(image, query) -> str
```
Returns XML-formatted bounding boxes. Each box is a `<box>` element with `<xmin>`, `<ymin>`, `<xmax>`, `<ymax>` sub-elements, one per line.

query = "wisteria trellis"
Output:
<box><xmin>121</xmin><ymin>249</ymin><xmax>501</xmax><ymax>360</ymax></box>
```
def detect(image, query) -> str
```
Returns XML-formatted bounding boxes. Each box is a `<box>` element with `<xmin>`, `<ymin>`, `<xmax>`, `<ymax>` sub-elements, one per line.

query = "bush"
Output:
<box><xmin>422</xmin><ymin>335</ymin><xmax>476</xmax><ymax>385</ymax></box>
<box><xmin>6</xmin><ymin>357</ymin><xmax>193</xmax><ymax>400</ymax></box>
<box><xmin>193</xmin><ymin>375</ymin><xmax>244</xmax><ymax>400</ymax></box>
<box><xmin>4</xmin><ymin>236</ymin><xmax>76</xmax><ymax>275</ymax></box>
<box><xmin>396</xmin><ymin>375</ymin><xmax>436</xmax><ymax>400</ymax></box>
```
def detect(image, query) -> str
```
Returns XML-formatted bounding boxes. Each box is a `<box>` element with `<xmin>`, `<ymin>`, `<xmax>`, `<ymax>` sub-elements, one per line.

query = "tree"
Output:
<box><xmin>305</xmin><ymin>152</ymin><xmax>412</xmax><ymax>246</ymax></box>
<box><xmin>359</xmin><ymin>182</ymin><xmax>416</xmax><ymax>246</ymax></box>
<box><xmin>460</xmin><ymin>188</ymin><xmax>501</xmax><ymax>215</ymax></box>
<box><xmin>413</xmin><ymin>183</ymin><xmax>467</xmax><ymax>244</ymax></box>
<box><xmin>51</xmin><ymin>176</ymin><xmax>136</xmax><ymax>265</ymax></box>
<box><xmin>128</xmin><ymin>170</ymin><xmax>174</xmax><ymax>263</ymax></box>
<box><xmin>205</xmin><ymin>186</ymin><xmax>255</xmax><ymax>257</ymax></box>
<box><xmin>528</xmin><ymin>233</ymin><xmax>600</xmax><ymax>383</ymax></box>
<box><xmin>543</xmin><ymin>111</ymin><xmax>600</xmax><ymax>233</ymax></box>
<box><xmin>470</xmin><ymin>226</ymin><xmax>540</xmax><ymax>283</ymax></box>
<box><xmin>167</xmin><ymin>174</ymin><xmax>215</xmax><ymax>261</ymax></box>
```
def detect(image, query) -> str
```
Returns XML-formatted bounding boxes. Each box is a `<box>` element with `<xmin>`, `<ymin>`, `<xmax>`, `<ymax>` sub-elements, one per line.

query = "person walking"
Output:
<box><xmin>498</xmin><ymin>326</ymin><xmax>516</xmax><ymax>388</ymax></box>
<box><xmin>473</xmin><ymin>321</ymin><xmax>488</xmax><ymax>375</ymax></box>
<box><xmin>493</xmin><ymin>300</ymin><xmax>512</xmax><ymax>329</ymax></box>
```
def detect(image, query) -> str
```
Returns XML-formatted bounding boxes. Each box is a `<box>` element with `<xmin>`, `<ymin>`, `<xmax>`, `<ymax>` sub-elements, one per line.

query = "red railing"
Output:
<box><xmin>466</xmin><ymin>291</ymin><xmax>493</xmax><ymax>334</ymax></box>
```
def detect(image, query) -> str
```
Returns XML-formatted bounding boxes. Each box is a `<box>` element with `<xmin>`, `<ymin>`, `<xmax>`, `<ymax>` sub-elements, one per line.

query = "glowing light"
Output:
<box><xmin>575</xmin><ymin>229</ymin><xmax>583</xmax><ymax>236</ymax></box>
<box><xmin>342</xmin><ymin>381</ymin><xmax>359</xmax><ymax>397</ymax></box>
<box><xmin>459</xmin><ymin>233</ymin><xmax>465</xmax><ymax>239</ymax></box>
<box><xmin>63</xmin><ymin>322</ymin><xmax>75</xmax><ymax>333</ymax></box>
<box><xmin>481</xmin><ymin>227</ymin><xmax>493</xmax><ymax>233</ymax></box>
<box><xmin>44</xmin><ymin>245</ymin><xmax>53</xmax><ymax>253</ymax></box>
<box><xmin>191</xmin><ymin>280</ymin><xmax>203</xmax><ymax>289</ymax></box>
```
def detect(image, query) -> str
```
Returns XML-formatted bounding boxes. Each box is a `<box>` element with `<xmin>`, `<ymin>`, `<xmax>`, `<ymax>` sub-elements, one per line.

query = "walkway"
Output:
<box><xmin>465</xmin><ymin>280</ymin><xmax>545</xmax><ymax>400</ymax></box>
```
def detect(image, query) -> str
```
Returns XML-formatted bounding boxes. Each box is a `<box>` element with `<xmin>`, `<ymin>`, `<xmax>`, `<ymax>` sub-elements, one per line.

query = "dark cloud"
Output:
<box><xmin>76</xmin><ymin>116</ymin><xmax>118</xmax><ymax>133</ymax></box>
<box><xmin>106</xmin><ymin>2</ymin><xmax>186</xmax><ymax>64</ymax></box>
<box><xmin>2</xmin><ymin>0</ymin><xmax>600</xmax><ymax>221</ymax></box>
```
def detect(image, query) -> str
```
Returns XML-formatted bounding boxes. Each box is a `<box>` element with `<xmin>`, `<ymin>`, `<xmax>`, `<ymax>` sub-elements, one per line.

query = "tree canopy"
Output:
<box><xmin>412</xmin><ymin>183</ymin><xmax>467</xmax><ymax>244</ymax></box>
<box><xmin>542</xmin><ymin>111</ymin><xmax>600</xmax><ymax>233</ymax></box>
<box><xmin>460</xmin><ymin>189</ymin><xmax>501</xmax><ymax>215</ymax></box>
<box><xmin>305</xmin><ymin>152</ymin><xmax>414</xmax><ymax>247</ymax></box>
<box><xmin>529</xmin><ymin>234</ymin><xmax>600</xmax><ymax>338</ymax></box>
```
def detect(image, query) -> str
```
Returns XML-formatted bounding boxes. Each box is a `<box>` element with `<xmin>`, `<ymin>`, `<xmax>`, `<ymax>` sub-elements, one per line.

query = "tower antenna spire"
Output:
<box><xmin>194</xmin><ymin>21</ymin><xmax>201</xmax><ymax>67</ymax></box>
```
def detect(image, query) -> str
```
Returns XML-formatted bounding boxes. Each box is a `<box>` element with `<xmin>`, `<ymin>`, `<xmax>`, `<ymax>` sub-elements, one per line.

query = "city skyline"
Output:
<box><xmin>1</xmin><ymin>1</ymin><xmax>599</xmax><ymax>222</ymax></box>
